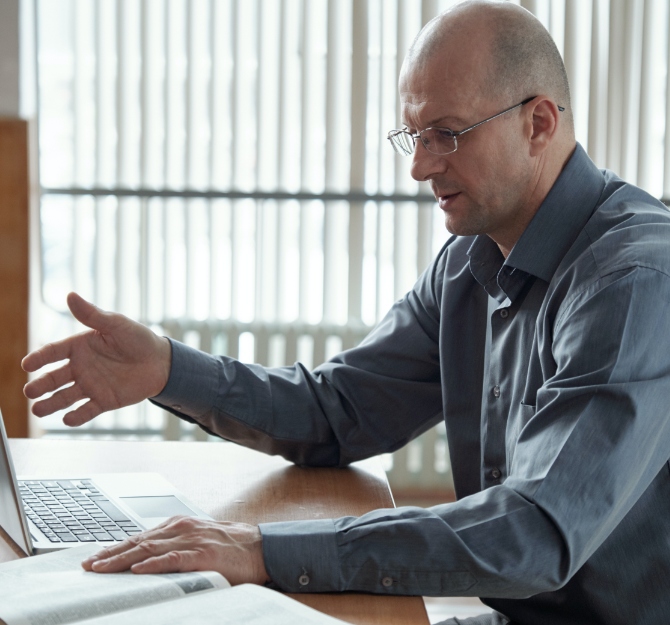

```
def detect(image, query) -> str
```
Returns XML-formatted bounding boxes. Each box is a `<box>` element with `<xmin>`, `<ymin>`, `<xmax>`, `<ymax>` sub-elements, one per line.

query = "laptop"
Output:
<box><xmin>0</xmin><ymin>409</ymin><xmax>213</xmax><ymax>555</ymax></box>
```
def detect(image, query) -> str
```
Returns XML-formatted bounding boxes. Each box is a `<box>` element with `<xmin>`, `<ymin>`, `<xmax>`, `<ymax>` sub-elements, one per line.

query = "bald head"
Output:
<box><xmin>405</xmin><ymin>0</ymin><xmax>573</xmax><ymax>133</ymax></box>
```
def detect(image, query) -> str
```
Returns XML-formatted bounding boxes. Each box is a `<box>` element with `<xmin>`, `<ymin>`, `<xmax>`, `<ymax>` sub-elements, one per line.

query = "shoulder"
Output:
<box><xmin>585</xmin><ymin>173</ymin><xmax>670</xmax><ymax>276</ymax></box>
<box><xmin>549</xmin><ymin>175</ymin><xmax>670</xmax><ymax>317</ymax></box>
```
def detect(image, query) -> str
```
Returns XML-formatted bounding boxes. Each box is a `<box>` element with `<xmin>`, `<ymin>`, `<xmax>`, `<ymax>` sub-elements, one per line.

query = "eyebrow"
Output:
<box><xmin>403</xmin><ymin>114</ymin><xmax>469</xmax><ymax>131</ymax></box>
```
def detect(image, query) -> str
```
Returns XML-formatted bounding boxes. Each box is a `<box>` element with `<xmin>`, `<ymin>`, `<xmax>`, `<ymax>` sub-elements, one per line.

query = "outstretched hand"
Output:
<box><xmin>81</xmin><ymin>517</ymin><xmax>270</xmax><ymax>586</ymax></box>
<box><xmin>22</xmin><ymin>292</ymin><xmax>172</xmax><ymax>426</ymax></box>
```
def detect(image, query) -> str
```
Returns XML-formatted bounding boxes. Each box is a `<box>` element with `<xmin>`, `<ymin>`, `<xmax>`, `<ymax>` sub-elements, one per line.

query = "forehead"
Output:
<box><xmin>399</xmin><ymin>69</ymin><xmax>481</xmax><ymax>130</ymax></box>
<box><xmin>399</xmin><ymin>29</ymin><xmax>493</xmax><ymax>128</ymax></box>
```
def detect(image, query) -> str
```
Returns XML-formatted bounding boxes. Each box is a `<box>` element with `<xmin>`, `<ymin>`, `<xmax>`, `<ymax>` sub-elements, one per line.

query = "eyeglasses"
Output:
<box><xmin>387</xmin><ymin>96</ymin><xmax>565</xmax><ymax>156</ymax></box>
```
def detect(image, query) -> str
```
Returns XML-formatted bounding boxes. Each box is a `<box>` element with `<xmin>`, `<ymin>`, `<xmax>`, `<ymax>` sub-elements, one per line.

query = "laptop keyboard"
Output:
<box><xmin>18</xmin><ymin>479</ymin><xmax>142</xmax><ymax>544</ymax></box>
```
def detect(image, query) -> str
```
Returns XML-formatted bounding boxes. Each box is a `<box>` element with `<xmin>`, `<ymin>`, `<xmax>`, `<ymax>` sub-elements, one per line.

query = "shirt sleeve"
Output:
<box><xmin>151</xmin><ymin>242</ymin><xmax>450</xmax><ymax>467</ymax></box>
<box><xmin>260</xmin><ymin>265</ymin><xmax>670</xmax><ymax>597</ymax></box>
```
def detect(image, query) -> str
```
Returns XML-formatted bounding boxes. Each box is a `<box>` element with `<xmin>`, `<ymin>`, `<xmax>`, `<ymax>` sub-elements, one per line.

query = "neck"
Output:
<box><xmin>492</xmin><ymin>141</ymin><xmax>576</xmax><ymax>258</ymax></box>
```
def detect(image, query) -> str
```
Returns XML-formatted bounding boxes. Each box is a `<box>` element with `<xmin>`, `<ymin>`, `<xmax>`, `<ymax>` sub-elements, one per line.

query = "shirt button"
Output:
<box><xmin>172</xmin><ymin>404</ymin><xmax>182</xmax><ymax>411</ymax></box>
<box><xmin>491</xmin><ymin>468</ymin><xmax>501</xmax><ymax>479</ymax></box>
<box><xmin>499</xmin><ymin>309</ymin><xmax>509</xmax><ymax>318</ymax></box>
<box><xmin>492</xmin><ymin>385</ymin><xmax>501</xmax><ymax>398</ymax></box>
<box><xmin>382</xmin><ymin>576</ymin><xmax>394</xmax><ymax>587</ymax></box>
<box><xmin>298</xmin><ymin>574</ymin><xmax>310</xmax><ymax>586</ymax></box>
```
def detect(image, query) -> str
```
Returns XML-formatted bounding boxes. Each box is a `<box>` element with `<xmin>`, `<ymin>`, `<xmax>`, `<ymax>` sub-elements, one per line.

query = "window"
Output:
<box><xmin>33</xmin><ymin>0</ymin><xmax>670</xmax><ymax>491</ymax></box>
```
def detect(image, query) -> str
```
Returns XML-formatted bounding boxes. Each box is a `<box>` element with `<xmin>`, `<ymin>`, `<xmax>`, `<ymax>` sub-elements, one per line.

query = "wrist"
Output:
<box><xmin>254</xmin><ymin>526</ymin><xmax>272</xmax><ymax>585</ymax></box>
<box><xmin>155</xmin><ymin>336</ymin><xmax>172</xmax><ymax>396</ymax></box>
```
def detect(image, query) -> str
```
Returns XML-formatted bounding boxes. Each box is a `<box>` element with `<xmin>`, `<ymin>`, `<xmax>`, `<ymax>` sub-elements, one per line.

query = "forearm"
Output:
<box><xmin>152</xmin><ymin>329</ymin><xmax>443</xmax><ymax>466</ymax></box>
<box><xmin>259</xmin><ymin>486</ymin><xmax>569</xmax><ymax>597</ymax></box>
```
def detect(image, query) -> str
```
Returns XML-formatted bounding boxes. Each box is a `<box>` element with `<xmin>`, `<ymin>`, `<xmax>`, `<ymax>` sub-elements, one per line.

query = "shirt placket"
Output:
<box><xmin>481</xmin><ymin>297</ymin><xmax>511</xmax><ymax>489</ymax></box>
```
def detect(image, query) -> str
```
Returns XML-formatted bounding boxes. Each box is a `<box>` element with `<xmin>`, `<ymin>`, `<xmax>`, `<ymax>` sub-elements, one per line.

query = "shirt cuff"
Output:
<box><xmin>259</xmin><ymin>519</ymin><xmax>341</xmax><ymax>592</ymax></box>
<box><xmin>151</xmin><ymin>338</ymin><xmax>221</xmax><ymax>418</ymax></box>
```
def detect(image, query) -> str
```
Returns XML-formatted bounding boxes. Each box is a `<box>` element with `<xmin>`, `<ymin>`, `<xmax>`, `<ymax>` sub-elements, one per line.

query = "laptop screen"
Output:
<box><xmin>0</xmin><ymin>410</ymin><xmax>33</xmax><ymax>555</ymax></box>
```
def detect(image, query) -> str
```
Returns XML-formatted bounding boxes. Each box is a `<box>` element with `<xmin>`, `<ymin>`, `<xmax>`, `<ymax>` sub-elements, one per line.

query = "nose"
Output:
<box><xmin>409</xmin><ymin>140</ymin><xmax>448</xmax><ymax>182</ymax></box>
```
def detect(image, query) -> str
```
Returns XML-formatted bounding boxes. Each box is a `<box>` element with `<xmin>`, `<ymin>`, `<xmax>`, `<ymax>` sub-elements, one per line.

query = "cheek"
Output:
<box><xmin>451</xmin><ymin>133</ymin><xmax>527</xmax><ymax>202</ymax></box>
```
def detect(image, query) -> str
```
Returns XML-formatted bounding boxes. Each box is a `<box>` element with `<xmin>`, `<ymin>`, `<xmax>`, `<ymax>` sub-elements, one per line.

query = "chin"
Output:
<box><xmin>443</xmin><ymin>204</ymin><xmax>493</xmax><ymax>237</ymax></box>
<box><xmin>444</xmin><ymin>217</ymin><xmax>482</xmax><ymax>237</ymax></box>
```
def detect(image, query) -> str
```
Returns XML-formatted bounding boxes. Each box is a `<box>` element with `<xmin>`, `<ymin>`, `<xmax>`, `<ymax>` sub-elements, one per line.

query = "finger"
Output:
<box><xmin>31</xmin><ymin>384</ymin><xmax>86</xmax><ymax>418</ymax></box>
<box><xmin>90</xmin><ymin>539</ymin><xmax>177</xmax><ymax>573</ymax></box>
<box><xmin>24</xmin><ymin>364</ymin><xmax>73</xmax><ymax>400</ymax></box>
<box><xmin>62</xmin><ymin>399</ymin><xmax>104</xmax><ymax>427</ymax></box>
<box><xmin>82</xmin><ymin>540</ymin><xmax>132</xmax><ymax>570</ymax></box>
<box><xmin>67</xmin><ymin>292</ymin><xmax>116</xmax><ymax>333</ymax></box>
<box><xmin>82</xmin><ymin>518</ymin><xmax>187</xmax><ymax>569</ymax></box>
<box><xmin>130</xmin><ymin>550</ymin><xmax>198</xmax><ymax>574</ymax></box>
<box><xmin>22</xmin><ymin>339</ymin><xmax>73</xmax><ymax>373</ymax></box>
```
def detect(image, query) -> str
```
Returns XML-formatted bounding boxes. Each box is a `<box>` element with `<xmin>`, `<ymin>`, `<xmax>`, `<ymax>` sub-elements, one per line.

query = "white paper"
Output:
<box><xmin>0</xmin><ymin>546</ymin><xmax>229</xmax><ymax>625</ymax></box>
<box><xmin>74</xmin><ymin>584</ymin><xmax>352</xmax><ymax>625</ymax></box>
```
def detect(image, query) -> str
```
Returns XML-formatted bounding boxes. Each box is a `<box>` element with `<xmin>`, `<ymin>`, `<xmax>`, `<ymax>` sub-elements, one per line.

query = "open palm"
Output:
<box><xmin>22</xmin><ymin>292</ymin><xmax>172</xmax><ymax>427</ymax></box>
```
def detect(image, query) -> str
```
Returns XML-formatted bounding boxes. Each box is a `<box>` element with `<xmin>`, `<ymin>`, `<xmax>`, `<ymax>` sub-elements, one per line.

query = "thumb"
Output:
<box><xmin>67</xmin><ymin>292</ymin><xmax>115</xmax><ymax>332</ymax></box>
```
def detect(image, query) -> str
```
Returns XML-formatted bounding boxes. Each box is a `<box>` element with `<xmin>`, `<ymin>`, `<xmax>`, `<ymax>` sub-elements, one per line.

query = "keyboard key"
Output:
<box><xmin>108</xmin><ymin>530</ymin><xmax>128</xmax><ymax>540</ymax></box>
<box><xmin>91</xmin><ymin>531</ymin><xmax>113</xmax><ymax>541</ymax></box>
<box><xmin>93</xmin><ymin>501</ymin><xmax>130</xmax><ymax>522</ymax></box>
<box><xmin>56</xmin><ymin>532</ymin><xmax>78</xmax><ymax>542</ymax></box>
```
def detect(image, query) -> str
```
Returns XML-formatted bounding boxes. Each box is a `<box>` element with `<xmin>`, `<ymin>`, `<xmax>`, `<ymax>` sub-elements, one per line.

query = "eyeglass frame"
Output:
<box><xmin>387</xmin><ymin>96</ymin><xmax>565</xmax><ymax>156</ymax></box>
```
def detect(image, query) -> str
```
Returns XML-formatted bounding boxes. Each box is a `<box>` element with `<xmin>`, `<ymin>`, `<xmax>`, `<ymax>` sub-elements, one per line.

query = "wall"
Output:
<box><xmin>0</xmin><ymin>0</ymin><xmax>31</xmax><ymax>437</ymax></box>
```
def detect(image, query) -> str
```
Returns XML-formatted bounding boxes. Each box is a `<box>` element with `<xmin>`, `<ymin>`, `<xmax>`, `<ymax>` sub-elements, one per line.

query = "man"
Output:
<box><xmin>22</xmin><ymin>2</ymin><xmax>670</xmax><ymax>624</ymax></box>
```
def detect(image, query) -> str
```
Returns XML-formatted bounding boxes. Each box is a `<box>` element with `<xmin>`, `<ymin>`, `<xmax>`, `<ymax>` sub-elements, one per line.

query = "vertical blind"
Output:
<box><xmin>34</xmin><ymin>0</ymin><xmax>670</xmax><ymax>486</ymax></box>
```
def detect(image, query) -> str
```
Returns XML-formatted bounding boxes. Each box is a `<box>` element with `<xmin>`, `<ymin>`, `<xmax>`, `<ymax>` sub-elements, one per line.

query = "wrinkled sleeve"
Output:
<box><xmin>260</xmin><ymin>266</ymin><xmax>670</xmax><ymax>597</ymax></box>
<box><xmin>151</xmin><ymin>243</ymin><xmax>449</xmax><ymax>467</ymax></box>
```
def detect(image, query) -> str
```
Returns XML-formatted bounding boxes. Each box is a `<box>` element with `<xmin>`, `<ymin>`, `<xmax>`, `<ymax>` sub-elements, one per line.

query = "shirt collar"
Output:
<box><xmin>468</xmin><ymin>143</ymin><xmax>606</xmax><ymax>296</ymax></box>
<box><xmin>505</xmin><ymin>143</ymin><xmax>605</xmax><ymax>282</ymax></box>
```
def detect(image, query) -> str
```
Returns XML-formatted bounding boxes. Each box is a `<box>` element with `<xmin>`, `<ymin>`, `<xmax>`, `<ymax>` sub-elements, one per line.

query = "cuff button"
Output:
<box><xmin>298</xmin><ymin>574</ymin><xmax>310</xmax><ymax>586</ymax></box>
<box><xmin>382</xmin><ymin>576</ymin><xmax>393</xmax><ymax>587</ymax></box>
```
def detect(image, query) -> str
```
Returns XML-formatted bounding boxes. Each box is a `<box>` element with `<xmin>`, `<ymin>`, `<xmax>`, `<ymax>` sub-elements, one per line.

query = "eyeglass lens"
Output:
<box><xmin>391</xmin><ymin>132</ymin><xmax>415</xmax><ymax>155</ymax></box>
<box><xmin>420</xmin><ymin>129</ymin><xmax>457</xmax><ymax>155</ymax></box>
<box><xmin>391</xmin><ymin>128</ymin><xmax>457</xmax><ymax>156</ymax></box>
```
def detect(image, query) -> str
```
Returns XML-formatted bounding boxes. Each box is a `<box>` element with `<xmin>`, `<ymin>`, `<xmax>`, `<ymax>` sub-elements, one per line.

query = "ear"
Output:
<box><xmin>526</xmin><ymin>97</ymin><xmax>561</xmax><ymax>157</ymax></box>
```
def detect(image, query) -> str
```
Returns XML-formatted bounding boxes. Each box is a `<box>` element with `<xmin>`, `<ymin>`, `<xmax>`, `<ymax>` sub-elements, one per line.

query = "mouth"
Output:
<box><xmin>437</xmin><ymin>192</ymin><xmax>461</xmax><ymax>210</ymax></box>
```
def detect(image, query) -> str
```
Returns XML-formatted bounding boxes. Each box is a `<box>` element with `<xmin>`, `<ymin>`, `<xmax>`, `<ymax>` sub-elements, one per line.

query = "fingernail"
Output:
<box><xmin>91</xmin><ymin>559</ymin><xmax>108</xmax><ymax>570</ymax></box>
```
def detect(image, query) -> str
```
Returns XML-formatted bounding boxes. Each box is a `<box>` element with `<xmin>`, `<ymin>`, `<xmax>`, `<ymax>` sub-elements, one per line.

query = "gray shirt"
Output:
<box><xmin>154</xmin><ymin>144</ymin><xmax>670</xmax><ymax>624</ymax></box>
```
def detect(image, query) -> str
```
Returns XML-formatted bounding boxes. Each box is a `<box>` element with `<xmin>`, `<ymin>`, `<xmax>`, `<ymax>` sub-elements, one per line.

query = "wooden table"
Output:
<box><xmin>0</xmin><ymin>439</ymin><xmax>429</xmax><ymax>625</ymax></box>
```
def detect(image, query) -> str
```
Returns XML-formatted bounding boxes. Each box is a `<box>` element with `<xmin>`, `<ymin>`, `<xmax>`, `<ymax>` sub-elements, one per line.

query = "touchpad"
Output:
<box><xmin>120</xmin><ymin>496</ymin><xmax>197</xmax><ymax>518</ymax></box>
